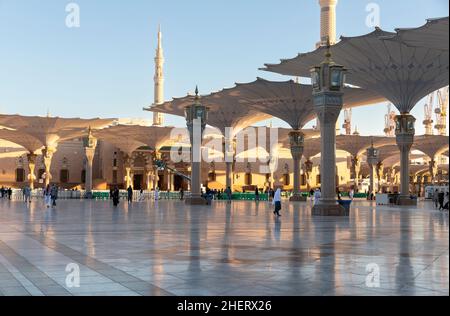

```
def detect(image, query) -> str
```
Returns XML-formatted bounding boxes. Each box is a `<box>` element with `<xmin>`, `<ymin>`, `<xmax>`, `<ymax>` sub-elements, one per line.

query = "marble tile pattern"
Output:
<box><xmin>0</xmin><ymin>198</ymin><xmax>448</xmax><ymax>296</ymax></box>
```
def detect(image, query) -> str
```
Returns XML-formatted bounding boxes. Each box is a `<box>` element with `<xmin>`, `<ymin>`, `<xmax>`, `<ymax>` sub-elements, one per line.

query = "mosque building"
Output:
<box><xmin>0</xmin><ymin>1</ymin><xmax>448</xmax><ymax>196</ymax></box>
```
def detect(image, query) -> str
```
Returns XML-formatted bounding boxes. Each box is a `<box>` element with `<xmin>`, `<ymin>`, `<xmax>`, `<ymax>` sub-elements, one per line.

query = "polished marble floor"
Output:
<box><xmin>0</xmin><ymin>198</ymin><xmax>448</xmax><ymax>296</ymax></box>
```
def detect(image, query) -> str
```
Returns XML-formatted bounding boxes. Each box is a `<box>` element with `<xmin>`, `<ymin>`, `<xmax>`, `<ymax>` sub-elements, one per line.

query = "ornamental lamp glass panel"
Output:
<box><xmin>330</xmin><ymin>66</ymin><xmax>344</xmax><ymax>91</ymax></box>
<box><xmin>310</xmin><ymin>67</ymin><xmax>321</xmax><ymax>91</ymax></box>
<box><xmin>407</xmin><ymin>119</ymin><xmax>415</xmax><ymax>132</ymax></box>
<box><xmin>196</xmin><ymin>106</ymin><xmax>204</xmax><ymax>120</ymax></box>
<box><xmin>184</xmin><ymin>107</ymin><xmax>190</xmax><ymax>122</ymax></box>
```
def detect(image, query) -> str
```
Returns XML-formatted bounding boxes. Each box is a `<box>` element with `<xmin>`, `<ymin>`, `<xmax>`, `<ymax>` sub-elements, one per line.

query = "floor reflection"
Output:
<box><xmin>0</xmin><ymin>199</ymin><xmax>447</xmax><ymax>296</ymax></box>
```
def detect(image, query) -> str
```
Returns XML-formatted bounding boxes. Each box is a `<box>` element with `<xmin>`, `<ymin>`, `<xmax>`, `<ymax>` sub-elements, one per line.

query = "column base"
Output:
<box><xmin>396</xmin><ymin>196</ymin><xmax>417</xmax><ymax>206</ymax></box>
<box><xmin>85</xmin><ymin>192</ymin><xmax>93</xmax><ymax>199</ymax></box>
<box><xmin>312</xmin><ymin>203</ymin><xmax>347</xmax><ymax>216</ymax></box>
<box><xmin>289</xmin><ymin>195</ymin><xmax>307</xmax><ymax>202</ymax></box>
<box><xmin>185</xmin><ymin>196</ymin><xmax>206</xmax><ymax>205</ymax></box>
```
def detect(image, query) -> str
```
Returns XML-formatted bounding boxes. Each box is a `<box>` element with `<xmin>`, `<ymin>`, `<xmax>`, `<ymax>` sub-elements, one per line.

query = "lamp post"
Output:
<box><xmin>310</xmin><ymin>41</ymin><xmax>347</xmax><ymax>216</ymax></box>
<box><xmin>123</xmin><ymin>154</ymin><xmax>132</xmax><ymax>189</ymax></box>
<box><xmin>351</xmin><ymin>156</ymin><xmax>361</xmax><ymax>189</ymax></box>
<box><xmin>289</xmin><ymin>130</ymin><xmax>306</xmax><ymax>201</ymax></box>
<box><xmin>223</xmin><ymin>138</ymin><xmax>235</xmax><ymax>191</ymax></box>
<box><xmin>304</xmin><ymin>159</ymin><xmax>313</xmax><ymax>191</ymax></box>
<box><xmin>185</xmin><ymin>87</ymin><xmax>208</xmax><ymax>205</ymax></box>
<box><xmin>42</xmin><ymin>146</ymin><xmax>57</xmax><ymax>187</ymax></box>
<box><xmin>83</xmin><ymin>128</ymin><xmax>97</xmax><ymax>198</ymax></box>
<box><xmin>26</xmin><ymin>153</ymin><xmax>37</xmax><ymax>190</ymax></box>
<box><xmin>395</xmin><ymin>114</ymin><xmax>416</xmax><ymax>205</ymax></box>
<box><xmin>366</xmin><ymin>143</ymin><xmax>379</xmax><ymax>198</ymax></box>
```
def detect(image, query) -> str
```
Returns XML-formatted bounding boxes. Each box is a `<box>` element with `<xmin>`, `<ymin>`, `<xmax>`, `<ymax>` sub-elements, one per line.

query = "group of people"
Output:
<box><xmin>43</xmin><ymin>184</ymin><xmax>59</xmax><ymax>208</ymax></box>
<box><xmin>433</xmin><ymin>189</ymin><xmax>449</xmax><ymax>211</ymax></box>
<box><xmin>22</xmin><ymin>186</ymin><xmax>32</xmax><ymax>203</ymax></box>
<box><xmin>0</xmin><ymin>187</ymin><xmax>13</xmax><ymax>200</ymax></box>
<box><xmin>109</xmin><ymin>186</ymin><xmax>164</xmax><ymax>207</ymax></box>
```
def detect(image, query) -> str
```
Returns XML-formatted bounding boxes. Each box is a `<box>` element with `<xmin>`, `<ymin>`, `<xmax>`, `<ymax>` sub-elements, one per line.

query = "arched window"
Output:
<box><xmin>301</xmin><ymin>174</ymin><xmax>307</xmax><ymax>186</ymax></box>
<box><xmin>60</xmin><ymin>170</ymin><xmax>69</xmax><ymax>184</ymax></box>
<box><xmin>16</xmin><ymin>168</ymin><xmax>25</xmax><ymax>183</ymax></box>
<box><xmin>208</xmin><ymin>172</ymin><xmax>216</xmax><ymax>182</ymax></box>
<box><xmin>38</xmin><ymin>169</ymin><xmax>45</xmax><ymax>181</ymax></box>
<box><xmin>284</xmin><ymin>174</ymin><xmax>290</xmax><ymax>186</ymax></box>
<box><xmin>245</xmin><ymin>173</ymin><xmax>252</xmax><ymax>186</ymax></box>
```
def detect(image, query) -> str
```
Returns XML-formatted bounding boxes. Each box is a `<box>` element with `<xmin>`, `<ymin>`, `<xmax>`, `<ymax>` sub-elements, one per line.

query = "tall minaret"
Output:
<box><xmin>317</xmin><ymin>0</ymin><xmax>338</xmax><ymax>48</ymax></box>
<box><xmin>153</xmin><ymin>25</ymin><xmax>164</xmax><ymax>126</ymax></box>
<box><xmin>316</xmin><ymin>0</ymin><xmax>341</xmax><ymax>135</ymax></box>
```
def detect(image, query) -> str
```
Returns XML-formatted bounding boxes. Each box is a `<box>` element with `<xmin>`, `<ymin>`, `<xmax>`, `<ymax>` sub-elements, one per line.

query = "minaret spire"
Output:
<box><xmin>153</xmin><ymin>25</ymin><xmax>165</xmax><ymax>126</ymax></box>
<box><xmin>317</xmin><ymin>0</ymin><xmax>338</xmax><ymax>48</ymax></box>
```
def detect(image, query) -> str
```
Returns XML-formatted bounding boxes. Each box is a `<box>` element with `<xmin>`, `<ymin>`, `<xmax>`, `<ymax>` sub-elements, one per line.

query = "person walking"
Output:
<box><xmin>50</xmin><ymin>184</ymin><xmax>58</xmax><ymax>207</ymax></box>
<box><xmin>154</xmin><ymin>188</ymin><xmax>160</xmax><ymax>201</ymax></box>
<box><xmin>139</xmin><ymin>188</ymin><xmax>145</xmax><ymax>202</ymax></box>
<box><xmin>179</xmin><ymin>188</ymin><xmax>184</xmax><ymax>200</ymax></box>
<box><xmin>433</xmin><ymin>189</ymin><xmax>439</xmax><ymax>208</ymax></box>
<box><xmin>44</xmin><ymin>185</ymin><xmax>52</xmax><ymax>208</ymax></box>
<box><xmin>438</xmin><ymin>190</ymin><xmax>445</xmax><ymax>211</ymax></box>
<box><xmin>272</xmin><ymin>188</ymin><xmax>282</xmax><ymax>217</ymax></box>
<box><xmin>225</xmin><ymin>186</ymin><xmax>232</xmax><ymax>203</ymax></box>
<box><xmin>112</xmin><ymin>186</ymin><xmax>120</xmax><ymax>207</ymax></box>
<box><xmin>349</xmin><ymin>189</ymin><xmax>354</xmax><ymax>201</ymax></box>
<box><xmin>443</xmin><ymin>192</ymin><xmax>449</xmax><ymax>211</ymax></box>
<box><xmin>127</xmin><ymin>185</ymin><xmax>133</xmax><ymax>203</ymax></box>
<box><xmin>255</xmin><ymin>187</ymin><xmax>260</xmax><ymax>203</ymax></box>
<box><xmin>314</xmin><ymin>188</ymin><xmax>321</xmax><ymax>206</ymax></box>
<box><xmin>24</xmin><ymin>185</ymin><xmax>31</xmax><ymax>203</ymax></box>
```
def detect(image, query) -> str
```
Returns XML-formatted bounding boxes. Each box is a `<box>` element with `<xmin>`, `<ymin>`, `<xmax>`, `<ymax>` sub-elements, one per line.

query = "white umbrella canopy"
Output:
<box><xmin>0</xmin><ymin>128</ymin><xmax>44</xmax><ymax>153</ymax></box>
<box><xmin>145</xmin><ymin>90</ymin><xmax>271</xmax><ymax>137</ymax></box>
<box><xmin>412</xmin><ymin>135</ymin><xmax>449</xmax><ymax>159</ymax></box>
<box><xmin>262</xmin><ymin>18</ymin><xmax>449</xmax><ymax>114</ymax></box>
<box><xmin>335</xmin><ymin>135</ymin><xmax>396</xmax><ymax>158</ymax></box>
<box><xmin>0</xmin><ymin>115</ymin><xmax>116</xmax><ymax>148</ymax></box>
<box><xmin>219</xmin><ymin>78</ymin><xmax>385</xmax><ymax>130</ymax></box>
<box><xmin>393</xmin><ymin>17</ymin><xmax>449</xmax><ymax>51</ymax></box>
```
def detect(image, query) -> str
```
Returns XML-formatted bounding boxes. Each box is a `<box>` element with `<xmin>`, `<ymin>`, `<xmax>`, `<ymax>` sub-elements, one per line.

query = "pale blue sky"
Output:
<box><xmin>0</xmin><ymin>0</ymin><xmax>448</xmax><ymax>135</ymax></box>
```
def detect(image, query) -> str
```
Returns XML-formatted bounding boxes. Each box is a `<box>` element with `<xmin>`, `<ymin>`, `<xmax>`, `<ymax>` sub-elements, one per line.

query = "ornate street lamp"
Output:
<box><xmin>304</xmin><ymin>159</ymin><xmax>314</xmax><ymax>191</ymax></box>
<box><xmin>185</xmin><ymin>87</ymin><xmax>209</xmax><ymax>205</ymax></box>
<box><xmin>310</xmin><ymin>39</ymin><xmax>347</xmax><ymax>216</ymax></box>
<box><xmin>395</xmin><ymin>114</ymin><xmax>416</xmax><ymax>204</ymax></box>
<box><xmin>83</xmin><ymin>127</ymin><xmax>98</xmax><ymax>198</ymax></box>
<box><xmin>366</xmin><ymin>141</ymin><xmax>380</xmax><ymax>197</ymax></box>
<box><xmin>289</xmin><ymin>130</ymin><xmax>306</xmax><ymax>201</ymax></box>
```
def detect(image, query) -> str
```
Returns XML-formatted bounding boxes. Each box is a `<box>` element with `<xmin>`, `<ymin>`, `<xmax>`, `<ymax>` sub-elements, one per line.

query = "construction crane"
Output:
<box><xmin>423</xmin><ymin>93</ymin><xmax>434</xmax><ymax>135</ymax></box>
<box><xmin>342</xmin><ymin>109</ymin><xmax>352</xmax><ymax>135</ymax></box>
<box><xmin>383</xmin><ymin>104</ymin><xmax>396</xmax><ymax>137</ymax></box>
<box><xmin>435</xmin><ymin>86</ymin><xmax>449</xmax><ymax>136</ymax></box>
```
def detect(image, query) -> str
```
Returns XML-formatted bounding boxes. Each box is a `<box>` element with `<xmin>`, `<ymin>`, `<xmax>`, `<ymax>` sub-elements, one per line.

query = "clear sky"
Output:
<box><xmin>0</xmin><ymin>0</ymin><xmax>448</xmax><ymax>136</ymax></box>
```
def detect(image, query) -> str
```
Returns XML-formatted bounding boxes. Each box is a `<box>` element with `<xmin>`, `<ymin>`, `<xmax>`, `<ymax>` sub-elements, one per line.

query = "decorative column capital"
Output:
<box><xmin>27</xmin><ymin>153</ymin><xmax>38</xmax><ymax>165</ymax></box>
<box><xmin>84</xmin><ymin>147</ymin><xmax>96</xmax><ymax>163</ymax></box>
<box><xmin>366</xmin><ymin>145</ymin><xmax>380</xmax><ymax>166</ymax></box>
<box><xmin>304</xmin><ymin>159</ymin><xmax>313</xmax><ymax>173</ymax></box>
<box><xmin>42</xmin><ymin>146</ymin><xmax>57</xmax><ymax>159</ymax></box>
<box><xmin>395</xmin><ymin>114</ymin><xmax>416</xmax><ymax>148</ymax></box>
<box><xmin>313</xmin><ymin>94</ymin><xmax>344</xmax><ymax>124</ymax></box>
<box><xmin>289</xmin><ymin>130</ymin><xmax>305</xmax><ymax>160</ymax></box>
